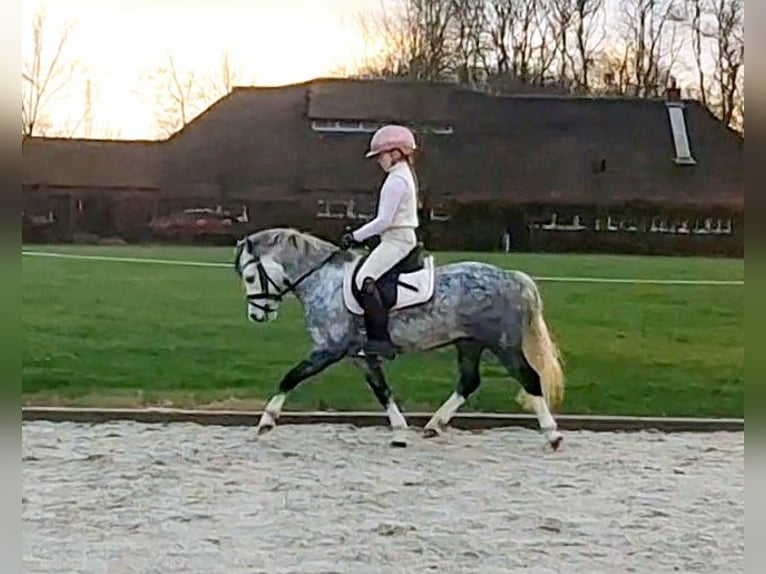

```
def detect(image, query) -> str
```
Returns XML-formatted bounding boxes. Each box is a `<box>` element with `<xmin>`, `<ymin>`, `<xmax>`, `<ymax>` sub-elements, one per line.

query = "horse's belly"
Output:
<box><xmin>390</xmin><ymin>315</ymin><xmax>468</xmax><ymax>351</ymax></box>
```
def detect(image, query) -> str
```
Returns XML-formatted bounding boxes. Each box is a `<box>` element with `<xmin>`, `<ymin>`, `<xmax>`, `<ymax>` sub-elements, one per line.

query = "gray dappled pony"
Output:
<box><xmin>234</xmin><ymin>227</ymin><xmax>565</xmax><ymax>449</ymax></box>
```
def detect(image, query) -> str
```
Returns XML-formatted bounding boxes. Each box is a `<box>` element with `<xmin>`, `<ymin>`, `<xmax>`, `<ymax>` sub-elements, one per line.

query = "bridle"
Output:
<box><xmin>238</xmin><ymin>249</ymin><xmax>340</xmax><ymax>318</ymax></box>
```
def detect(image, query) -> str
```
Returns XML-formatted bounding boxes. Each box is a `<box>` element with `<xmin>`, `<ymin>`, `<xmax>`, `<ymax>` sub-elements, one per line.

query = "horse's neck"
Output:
<box><xmin>286</xmin><ymin>249</ymin><xmax>341</xmax><ymax>300</ymax></box>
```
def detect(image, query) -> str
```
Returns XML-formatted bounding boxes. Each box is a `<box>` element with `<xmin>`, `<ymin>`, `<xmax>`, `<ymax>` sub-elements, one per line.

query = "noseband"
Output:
<box><xmin>238</xmin><ymin>250</ymin><xmax>340</xmax><ymax>316</ymax></box>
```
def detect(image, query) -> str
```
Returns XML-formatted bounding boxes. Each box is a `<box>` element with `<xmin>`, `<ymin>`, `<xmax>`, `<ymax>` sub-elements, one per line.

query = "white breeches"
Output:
<box><xmin>355</xmin><ymin>228</ymin><xmax>418</xmax><ymax>290</ymax></box>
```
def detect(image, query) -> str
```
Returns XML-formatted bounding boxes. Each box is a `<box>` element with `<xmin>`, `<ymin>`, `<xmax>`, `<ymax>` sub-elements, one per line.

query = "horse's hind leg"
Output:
<box><xmin>491</xmin><ymin>346</ymin><xmax>563</xmax><ymax>450</ymax></box>
<box><xmin>423</xmin><ymin>340</ymin><xmax>483</xmax><ymax>438</ymax></box>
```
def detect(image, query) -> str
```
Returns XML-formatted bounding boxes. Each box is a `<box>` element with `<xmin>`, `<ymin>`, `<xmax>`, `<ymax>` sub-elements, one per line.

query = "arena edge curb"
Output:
<box><xmin>21</xmin><ymin>407</ymin><xmax>744</xmax><ymax>432</ymax></box>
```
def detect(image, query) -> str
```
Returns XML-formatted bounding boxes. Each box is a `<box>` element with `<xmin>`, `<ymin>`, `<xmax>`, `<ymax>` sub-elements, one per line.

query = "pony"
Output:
<box><xmin>233</xmin><ymin>227</ymin><xmax>565</xmax><ymax>449</ymax></box>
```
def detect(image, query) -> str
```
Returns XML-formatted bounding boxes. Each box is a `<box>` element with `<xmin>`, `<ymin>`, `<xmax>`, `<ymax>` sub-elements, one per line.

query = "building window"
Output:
<box><xmin>645</xmin><ymin>217</ymin><xmax>732</xmax><ymax>234</ymax></box>
<box><xmin>429</xmin><ymin>207</ymin><xmax>450</xmax><ymax>221</ymax></box>
<box><xmin>666</xmin><ymin>102</ymin><xmax>697</xmax><ymax>165</ymax></box>
<box><xmin>311</xmin><ymin>120</ymin><xmax>378</xmax><ymax>133</ymax></box>
<box><xmin>311</xmin><ymin>119</ymin><xmax>454</xmax><ymax>135</ymax></box>
<box><xmin>316</xmin><ymin>199</ymin><xmax>351</xmax><ymax>218</ymax></box>
<box><xmin>316</xmin><ymin>199</ymin><xmax>373</xmax><ymax>220</ymax></box>
<box><xmin>533</xmin><ymin>212</ymin><xmax>587</xmax><ymax>231</ymax></box>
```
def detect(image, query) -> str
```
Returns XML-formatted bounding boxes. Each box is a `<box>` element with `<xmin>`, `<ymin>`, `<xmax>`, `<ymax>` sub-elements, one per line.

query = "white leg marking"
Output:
<box><xmin>424</xmin><ymin>391</ymin><xmax>466</xmax><ymax>434</ymax></box>
<box><xmin>386</xmin><ymin>401</ymin><xmax>409</xmax><ymax>447</ymax></box>
<box><xmin>386</xmin><ymin>401</ymin><xmax>408</xmax><ymax>430</ymax></box>
<box><xmin>257</xmin><ymin>393</ymin><xmax>286</xmax><ymax>433</ymax></box>
<box><xmin>528</xmin><ymin>395</ymin><xmax>563</xmax><ymax>447</ymax></box>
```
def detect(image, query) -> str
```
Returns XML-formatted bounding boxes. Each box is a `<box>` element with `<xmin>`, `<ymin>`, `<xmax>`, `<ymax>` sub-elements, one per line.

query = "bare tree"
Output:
<box><xmin>677</xmin><ymin>0</ymin><xmax>743</xmax><ymax>129</ymax></box>
<box><xmin>542</xmin><ymin>0</ymin><xmax>609</xmax><ymax>92</ymax></box>
<box><xmin>613</xmin><ymin>0</ymin><xmax>686</xmax><ymax>96</ymax></box>
<box><xmin>531</xmin><ymin>1</ymin><xmax>561</xmax><ymax>85</ymax></box>
<box><xmin>204</xmin><ymin>49</ymin><xmax>243</xmax><ymax>96</ymax></box>
<box><xmin>21</xmin><ymin>7</ymin><xmax>80</xmax><ymax>137</ymax></box>
<box><xmin>572</xmin><ymin>0</ymin><xmax>606</xmax><ymax>91</ymax></box>
<box><xmin>81</xmin><ymin>76</ymin><xmax>94</xmax><ymax>137</ymax></box>
<box><xmin>355</xmin><ymin>0</ymin><xmax>458</xmax><ymax>80</ymax></box>
<box><xmin>485</xmin><ymin>0</ymin><xmax>513</xmax><ymax>75</ymax></box>
<box><xmin>450</xmin><ymin>0</ymin><xmax>489</xmax><ymax>86</ymax></box>
<box><xmin>513</xmin><ymin>0</ymin><xmax>544</xmax><ymax>82</ymax></box>
<box><xmin>684</xmin><ymin>0</ymin><xmax>712</xmax><ymax>105</ymax></box>
<box><xmin>546</xmin><ymin>0</ymin><xmax>576</xmax><ymax>86</ymax></box>
<box><xmin>711</xmin><ymin>0</ymin><xmax>743</xmax><ymax>127</ymax></box>
<box><xmin>351</xmin><ymin>8</ymin><xmax>410</xmax><ymax>78</ymax></box>
<box><xmin>158</xmin><ymin>51</ymin><xmax>203</xmax><ymax>135</ymax></box>
<box><xmin>409</xmin><ymin>0</ymin><xmax>458</xmax><ymax>79</ymax></box>
<box><xmin>734</xmin><ymin>78</ymin><xmax>743</xmax><ymax>134</ymax></box>
<box><xmin>141</xmin><ymin>49</ymin><xmax>245</xmax><ymax>138</ymax></box>
<box><xmin>484</xmin><ymin>0</ymin><xmax>550</xmax><ymax>88</ymax></box>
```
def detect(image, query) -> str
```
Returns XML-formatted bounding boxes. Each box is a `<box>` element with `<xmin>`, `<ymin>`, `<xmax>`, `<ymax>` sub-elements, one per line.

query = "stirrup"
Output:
<box><xmin>362</xmin><ymin>339</ymin><xmax>397</xmax><ymax>360</ymax></box>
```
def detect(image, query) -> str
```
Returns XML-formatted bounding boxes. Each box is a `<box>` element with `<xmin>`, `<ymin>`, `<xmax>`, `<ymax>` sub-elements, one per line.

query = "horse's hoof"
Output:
<box><xmin>549</xmin><ymin>434</ymin><xmax>563</xmax><ymax>451</ymax></box>
<box><xmin>390</xmin><ymin>428</ymin><xmax>408</xmax><ymax>448</ymax></box>
<box><xmin>422</xmin><ymin>427</ymin><xmax>440</xmax><ymax>439</ymax></box>
<box><xmin>257</xmin><ymin>423</ymin><xmax>274</xmax><ymax>436</ymax></box>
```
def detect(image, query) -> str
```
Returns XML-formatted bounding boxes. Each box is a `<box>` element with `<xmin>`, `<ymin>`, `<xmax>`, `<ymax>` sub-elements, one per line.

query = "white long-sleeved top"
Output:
<box><xmin>352</xmin><ymin>162</ymin><xmax>419</xmax><ymax>242</ymax></box>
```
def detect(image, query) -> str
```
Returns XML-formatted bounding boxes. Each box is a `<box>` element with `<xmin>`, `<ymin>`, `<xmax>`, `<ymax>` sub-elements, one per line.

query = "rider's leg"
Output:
<box><xmin>358</xmin><ymin>277</ymin><xmax>395</xmax><ymax>357</ymax></box>
<box><xmin>353</xmin><ymin>229</ymin><xmax>418</xmax><ymax>291</ymax></box>
<box><xmin>355</xmin><ymin>241</ymin><xmax>409</xmax><ymax>358</ymax></box>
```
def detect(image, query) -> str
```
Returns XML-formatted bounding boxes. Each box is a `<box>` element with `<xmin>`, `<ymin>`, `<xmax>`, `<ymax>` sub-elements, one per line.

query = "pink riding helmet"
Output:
<box><xmin>365</xmin><ymin>124</ymin><xmax>417</xmax><ymax>158</ymax></box>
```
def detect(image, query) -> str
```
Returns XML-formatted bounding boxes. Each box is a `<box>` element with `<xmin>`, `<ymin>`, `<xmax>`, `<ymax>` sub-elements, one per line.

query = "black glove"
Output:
<box><xmin>340</xmin><ymin>232</ymin><xmax>356</xmax><ymax>249</ymax></box>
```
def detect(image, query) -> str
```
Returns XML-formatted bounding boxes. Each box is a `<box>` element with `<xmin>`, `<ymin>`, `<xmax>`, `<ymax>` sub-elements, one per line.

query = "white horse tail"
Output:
<box><xmin>517</xmin><ymin>275</ymin><xmax>565</xmax><ymax>411</ymax></box>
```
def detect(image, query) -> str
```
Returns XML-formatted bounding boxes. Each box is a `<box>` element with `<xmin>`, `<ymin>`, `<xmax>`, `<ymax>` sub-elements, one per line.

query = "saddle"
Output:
<box><xmin>342</xmin><ymin>243</ymin><xmax>436</xmax><ymax>315</ymax></box>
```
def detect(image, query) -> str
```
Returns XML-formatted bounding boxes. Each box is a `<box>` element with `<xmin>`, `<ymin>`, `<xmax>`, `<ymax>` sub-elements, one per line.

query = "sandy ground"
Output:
<box><xmin>22</xmin><ymin>421</ymin><xmax>744</xmax><ymax>574</ymax></box>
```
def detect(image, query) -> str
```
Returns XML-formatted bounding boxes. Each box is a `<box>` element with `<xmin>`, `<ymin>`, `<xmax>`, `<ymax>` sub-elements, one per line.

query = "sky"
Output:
<box><xmin>22</xmin><ymin>0</ymin><xmax>385</xmax><ymax>139</ymax></box>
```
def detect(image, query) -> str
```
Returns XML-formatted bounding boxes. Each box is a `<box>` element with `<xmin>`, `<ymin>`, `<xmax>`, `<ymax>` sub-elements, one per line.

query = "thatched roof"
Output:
<box><xmin>22</xmin><ymin>78</ymin><xmax>743</xmax><ymax>212</ymax></box>
<box><xmin>307</xmin><ymin>78</ymin><xmax>453</xmax><ymax>123</ymax></box>
<box><xmin>22</xmin><ymin>137</ymin><xmax>160</xmax><ymax>189</ymax></box>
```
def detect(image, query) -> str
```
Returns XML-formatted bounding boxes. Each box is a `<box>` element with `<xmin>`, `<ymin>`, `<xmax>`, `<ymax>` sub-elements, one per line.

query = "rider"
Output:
<box><xmin>340</xmin><ymin>124</ymin><xmax>421</xmax><ymax>359</ymax></box>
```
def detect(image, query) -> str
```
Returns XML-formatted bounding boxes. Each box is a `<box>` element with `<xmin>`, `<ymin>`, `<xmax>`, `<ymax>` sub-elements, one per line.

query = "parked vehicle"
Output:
<box><xmin>149</xmin><ymin>207</ymin><xmax>248</xmax><ymax>245</ymax></box>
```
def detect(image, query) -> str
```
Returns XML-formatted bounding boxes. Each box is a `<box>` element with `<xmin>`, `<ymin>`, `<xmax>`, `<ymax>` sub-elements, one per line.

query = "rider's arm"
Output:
<box><xmin>351</xmin><ymin>175</ymin><xmax>406</xmax><ymax>242</ymax></box>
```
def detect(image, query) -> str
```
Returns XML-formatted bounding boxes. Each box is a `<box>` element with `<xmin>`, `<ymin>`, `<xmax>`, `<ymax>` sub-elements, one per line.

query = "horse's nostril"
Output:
<box><xmin>249</xmin><ymin>312</ymin><xmax>258</xmax><ymax>321</ymax></box>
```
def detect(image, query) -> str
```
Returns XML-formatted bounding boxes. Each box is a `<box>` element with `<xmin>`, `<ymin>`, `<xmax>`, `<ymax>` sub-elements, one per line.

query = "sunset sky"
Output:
<box><xmin>22</xmin><ymin>0</ymin><xmax>385</xmax><ymax>139</ymax></box>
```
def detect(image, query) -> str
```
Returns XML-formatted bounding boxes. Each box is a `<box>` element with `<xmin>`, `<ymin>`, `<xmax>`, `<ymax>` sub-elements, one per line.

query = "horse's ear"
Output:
<box><xmin>288</xmin><ymin>234</ymin><xmax>299</xmax><ymax>249</ymax></box>
<box><xmin>245</xmin><ymin>237</ymin><xmax>254</xmax><ymax>253</ymax></box>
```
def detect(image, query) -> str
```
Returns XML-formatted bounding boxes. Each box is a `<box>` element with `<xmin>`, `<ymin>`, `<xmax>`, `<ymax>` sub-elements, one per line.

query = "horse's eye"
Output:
<box><xmin>245</xmin><ymin>276</ymin><xmax>255</xmax><ymax>284</ymax></box>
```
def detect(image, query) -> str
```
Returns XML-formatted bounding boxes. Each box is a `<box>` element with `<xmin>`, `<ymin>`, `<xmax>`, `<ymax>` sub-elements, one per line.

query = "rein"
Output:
<box><xmin>239</xmin><ymin>249</ymin><xmax>341</xmax><ymax>313</ymax></box>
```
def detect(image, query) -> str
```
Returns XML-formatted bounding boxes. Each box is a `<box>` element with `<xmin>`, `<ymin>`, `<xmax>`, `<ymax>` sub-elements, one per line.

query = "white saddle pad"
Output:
<box><xmin>342</xmin><ymin>255</ymin><xmax>436</xmax><ymax>315</ymax></box>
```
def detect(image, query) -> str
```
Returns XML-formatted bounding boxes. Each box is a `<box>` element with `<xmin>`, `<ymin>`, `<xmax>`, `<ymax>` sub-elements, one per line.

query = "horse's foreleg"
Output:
<box><xmin>423</xmin><ymin>340</ymin><xmax>483</xmax><ymax>438</ymax></box>
<box><xmin>355</xmin><ymin>356</ymin><xmax>409</xmax><ymax>447</ymax></box>
<box><xmin>257</xmin><ymin>349</ymin><xmax>344</xmax><ymax>434</ymax></box>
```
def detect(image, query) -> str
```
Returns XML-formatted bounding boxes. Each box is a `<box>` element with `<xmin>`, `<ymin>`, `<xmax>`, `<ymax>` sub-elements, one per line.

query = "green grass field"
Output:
<box><xmin>21</xmin><ymin>245</ymin><xmax>744</xmax><ymax>418</ymax></box>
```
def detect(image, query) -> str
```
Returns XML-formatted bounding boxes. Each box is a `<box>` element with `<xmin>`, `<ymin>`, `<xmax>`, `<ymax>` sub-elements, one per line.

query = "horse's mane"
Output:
<box><xmin>252</xmin><ymin>228</ymin><xmax>336</xmax><ymax>255</ymax></box>
<box><xmin>234</xmin><ymin>227</ymin><xmax>347</xmax><ymax>274</ymax></box>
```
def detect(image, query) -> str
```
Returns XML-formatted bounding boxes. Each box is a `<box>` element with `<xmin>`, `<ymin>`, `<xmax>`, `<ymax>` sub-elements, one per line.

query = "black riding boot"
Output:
<box><xmin>359</xmin><ymin>278</ymin><xmax>397</xmax><ymax>359</ymax></box>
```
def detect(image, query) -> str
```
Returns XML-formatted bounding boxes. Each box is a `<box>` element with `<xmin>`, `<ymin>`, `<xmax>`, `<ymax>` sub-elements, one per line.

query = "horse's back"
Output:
<box><xmin>434</xmin><ymin>259</ymin><xmax>535</xmax><ymax>289</ymax></box>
